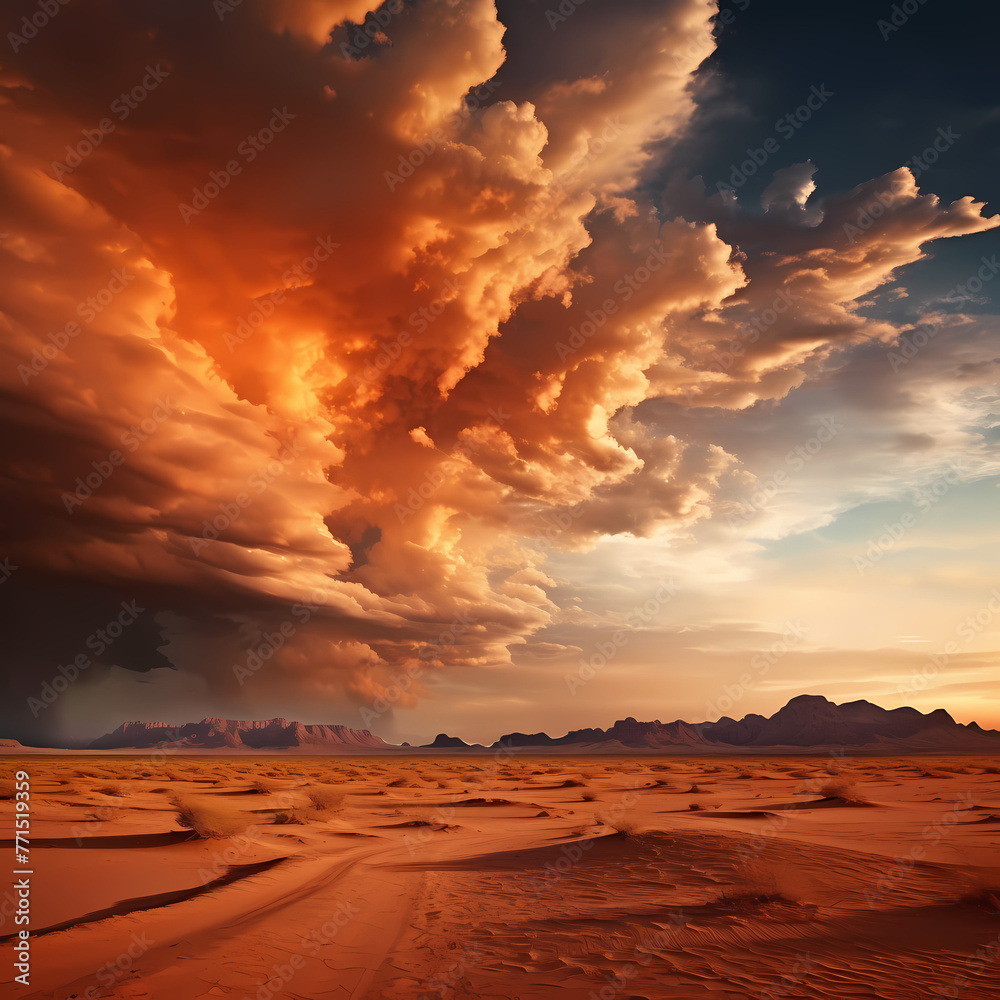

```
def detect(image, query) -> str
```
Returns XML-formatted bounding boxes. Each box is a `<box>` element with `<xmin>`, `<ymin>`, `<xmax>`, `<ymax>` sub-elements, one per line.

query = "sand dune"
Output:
<box><xmin>1</xmin><ymin>755</ymin><xmax>999</xmax><ymax>998</ymax></box>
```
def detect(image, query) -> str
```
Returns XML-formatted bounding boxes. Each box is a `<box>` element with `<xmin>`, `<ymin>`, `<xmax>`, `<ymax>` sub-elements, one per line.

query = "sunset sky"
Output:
<box><xmin>1</xmin><ymin>0</ymin><xmax>998</xmax><ymax>747</ymax></box>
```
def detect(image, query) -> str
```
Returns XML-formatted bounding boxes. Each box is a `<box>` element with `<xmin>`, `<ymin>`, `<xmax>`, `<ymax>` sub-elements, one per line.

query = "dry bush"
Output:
<box><xmin>251</xmin><ymin>778</ymin><xmax>279</xmax><ymax>794</ymax></box>
<box><xmin>688</xmin><ymin>802</ymin><xmax>702</xmax><ymax>811</ymax></box>
<box><xmin>581</xmin><ymin>792</ymin><xmax>597</xmax><ymax>802</ymax></box>
<box><xmin>818</xmin><ymin>780</ymin><xmax>869</xmax><ymax>804</ymax></box>
<box><xmin>173</xmin><ymin>796</ymin><xmax>253</xmax><ymax>839</ymax></box>
<box><xmin>95</xmin><ymin>782</ymin><xmax>131</xmax><ymax>797</ymax></box>
<box><xmin>306</xmin><ymin>785</ymin><xmax>345</xmax><ymax>816</ymax></box>
<box><xmin>270</xmin><ymin>809</ymin><xmax>308</xmax><ymax>825</ymax></box>
<box><xmin>595</xmin><ymin>810</ymin><xmax>640</xmax><ymax>836</ymax></box>
<box><xmin>0</xmin><ymin>780</ymin><xmax>16</xmax><ymax>800</ymax></box>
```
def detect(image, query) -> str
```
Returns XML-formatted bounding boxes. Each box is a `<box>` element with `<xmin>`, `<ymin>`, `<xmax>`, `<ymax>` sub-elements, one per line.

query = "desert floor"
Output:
<box><xmin>1</xmin><ymin>753</ymin><xmax>999</xmax><ymax>999</ymax></box>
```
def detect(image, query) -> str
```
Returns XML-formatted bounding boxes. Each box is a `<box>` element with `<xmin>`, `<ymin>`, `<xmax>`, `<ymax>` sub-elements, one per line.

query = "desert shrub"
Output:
<box><xmin>0</xmin><ymin>780</ymin><xmax>15</xmax><ymax>800</ymax></box>
<box><xmin>95</xmin><ymin>782</ymin><xmax>131</xmax><ymax>797</ymax></box>
<box><xmin>306</xmin><ymin>785</ymin><xmax>345</xmax><ymax>815</ymax></box>
<box><xmin>818</xmin><ymin>780</ymin><xmax>869</xmax><ymax>804</ymax></box>
<box><xmin>173</xmin><ymin>796</ymin><xmax>253</xmax><ymax>839</ymax></box>
<box><xmin>596</xmin><ymin>810</ymin><xmax>640</xmax><ymax>835</ymax></box>
<box><xmin>271</xmin><ymin>809</ymin><xmax>308</xmax><ymax>825</ymax></box>
<box><xmin>581</xmin><ymin>792</ymin><xmax>597</xmax><ymax>802</ymax></box>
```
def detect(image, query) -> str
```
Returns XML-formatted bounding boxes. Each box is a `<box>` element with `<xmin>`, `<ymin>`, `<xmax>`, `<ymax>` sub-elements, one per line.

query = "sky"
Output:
<box><xmin>1</xmin><ymin>0</ymin><xmax>998</xmax><ymax>747</ymax></box>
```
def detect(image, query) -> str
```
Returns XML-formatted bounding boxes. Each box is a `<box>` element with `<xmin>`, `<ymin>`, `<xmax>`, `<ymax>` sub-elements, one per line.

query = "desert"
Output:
<box><xmin>2</xmin><ymin>750</ymin><xmax>999</xmax><ymax>999</ymax></box>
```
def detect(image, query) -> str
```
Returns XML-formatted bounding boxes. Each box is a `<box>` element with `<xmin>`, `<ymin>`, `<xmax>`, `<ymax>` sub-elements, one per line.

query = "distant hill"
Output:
<box><xmin>11</xmin><ymin>695</ymin><xmax>1000</xmax><ymax>754</ymax></box>
<box><xmin>423</xmin><ymin>695</ymin><xmax>1000</xmax><ymax>752</ymax></box>
<box><xmin>88</xmin><ymin>718</ymin><xmax>391</xmax><ymax>751</ymax></box>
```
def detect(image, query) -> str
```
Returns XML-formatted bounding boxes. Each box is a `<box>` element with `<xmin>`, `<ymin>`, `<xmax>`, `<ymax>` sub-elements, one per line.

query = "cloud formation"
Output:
<box><xmin>0</xmin><ymin>0</ymin><xmax>996</xmax><ymax>742</ymax></box>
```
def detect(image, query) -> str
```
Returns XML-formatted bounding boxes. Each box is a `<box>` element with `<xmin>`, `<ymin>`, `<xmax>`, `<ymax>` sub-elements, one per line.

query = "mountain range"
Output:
<box><xmin>424</xmin><ymin>694</ymin><xmax>1000</xmax><ymax>752</ymax></box>
<box><xmin>66</xmin><ymin>695</ymin><xmax>1000</xmax><ymax>752</ymax></box>
<box><xmin>88</xmin><ymin>718</ymin><xmax>392</xmax><ymax>751</ymax></box>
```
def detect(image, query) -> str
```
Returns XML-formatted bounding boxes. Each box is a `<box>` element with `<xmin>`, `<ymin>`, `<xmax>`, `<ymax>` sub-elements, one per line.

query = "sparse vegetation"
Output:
<box><xmin>173</xmin><ymin>796</ymin><xmax>253</xmax><ymax>839</ymax></box>
<box><xmin>95</xmin><ymin>782</ymin><xmax>131</xmax><ymax>797</ymax></box>
<box><xmin>595</xmin><ymin>810</ymin><xmax>640</xmax><ymax>836</ymax></box>
<box><xmin>306</xmin><ymin>785</ymin><xmax>345</xmax><ymax>816</ymax></box>
<box><xmin>818</xmin><ymin>780</ymin><xmax>870</xmax><ymax>805</ymax></box>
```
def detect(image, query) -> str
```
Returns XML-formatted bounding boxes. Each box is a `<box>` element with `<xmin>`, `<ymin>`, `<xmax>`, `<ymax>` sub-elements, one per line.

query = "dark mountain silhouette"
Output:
<box><xmin>17</xmin><ymin>696</ymin><xmax>1000</xmax><ymax>753</ymax></box>
<box><xmin>88</xmin><ymin>718</ymin><xmax>390</xmax><ymax>750</ymax></box>
<box><xmin>423</xmin><ymin>695</ymin><xmax>1000</xmax><ymax>751</ymax></box>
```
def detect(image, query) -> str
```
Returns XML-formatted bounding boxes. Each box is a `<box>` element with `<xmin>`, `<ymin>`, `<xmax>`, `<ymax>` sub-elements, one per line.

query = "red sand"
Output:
<box><xmin>2</xmin><ymin>754</ymin><xmax>999</xmax><ymax>998</ymax></box>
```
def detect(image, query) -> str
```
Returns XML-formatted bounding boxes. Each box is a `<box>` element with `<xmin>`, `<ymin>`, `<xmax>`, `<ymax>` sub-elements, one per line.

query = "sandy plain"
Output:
<box><xmin>1</xmin><ymin>753</ymin><xmax>999</xmax><ymax>999</ymax></box>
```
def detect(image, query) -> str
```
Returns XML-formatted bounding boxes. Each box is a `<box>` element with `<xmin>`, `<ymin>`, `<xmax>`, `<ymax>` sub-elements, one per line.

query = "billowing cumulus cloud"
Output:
<box><xmin>0</xmin><ymin>0</ymin><xmax>996</xmax><ymax>743</ymax></box>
